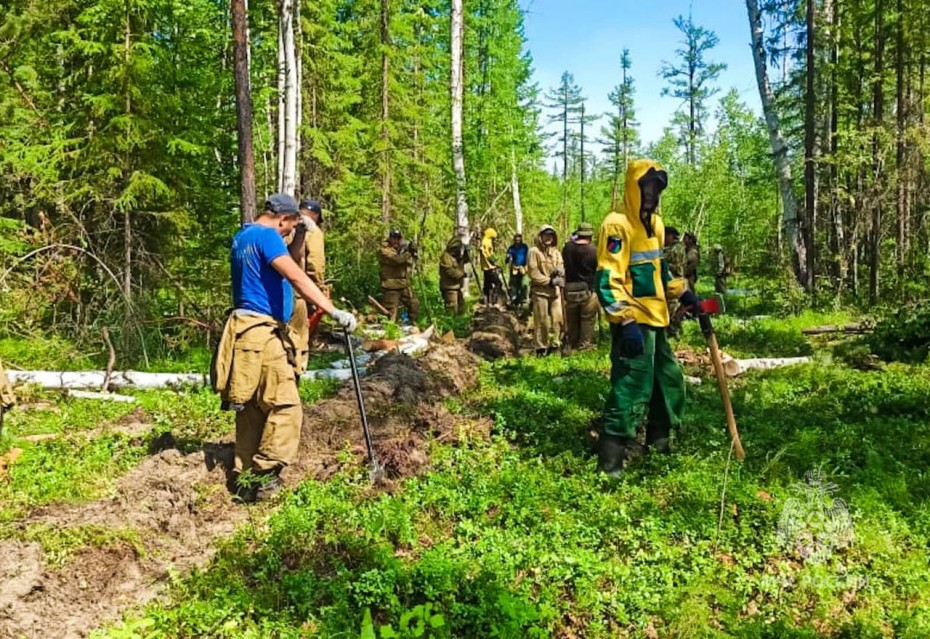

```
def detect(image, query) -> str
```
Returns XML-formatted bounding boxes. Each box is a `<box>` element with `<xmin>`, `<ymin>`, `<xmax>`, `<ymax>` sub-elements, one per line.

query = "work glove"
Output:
<box><xmin>505</xmin><ymin>254</ymin><xmax>513</xmax><ymax>264</ymax></box>
<box><xmin>297</xmin><ymin>214</ymin><xmax>315</xmax><ymax>230</ymax></box>
<box><xmin>550</xmin><ymin>276</ymin><xmax>565</xmax><ymax>288</ymax></box>
<box><xmin>618</xmin><ymin>321</ymin><xmax>645</xmax><ymax>358</ymax></box>
<box><xmin>406</xmin><ymin>243</ymin><xmax>419</xmax><ymax>258</ymax></box>
<box><xmin>329</xmin><ymin>308</ymin><xmax>358</xmax><ymax>333</ymax></box>
<box><xmin>552</xmin><ymin>267</ymin><xmax>564</xmax><ymax>278</ymax></box>
<box><xmin>678</xmin><ymin>289</ymin><xmax>701</xmax><ymax>315</ymax></box>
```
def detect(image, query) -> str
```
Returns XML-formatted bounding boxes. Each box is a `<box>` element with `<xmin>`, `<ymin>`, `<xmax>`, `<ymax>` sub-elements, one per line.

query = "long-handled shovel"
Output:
<box><xmin>698</xmin><ymin>299</ymin><xmax>746</xmax><ymax>460</ymax></box>
<box><xmin>344</xmin><ymin>328</ymin><xmax>386</xmax><ymax>482</ymax></box>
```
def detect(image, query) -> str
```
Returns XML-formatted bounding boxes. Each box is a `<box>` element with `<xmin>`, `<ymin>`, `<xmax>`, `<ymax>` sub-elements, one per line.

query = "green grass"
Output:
<box><xmin>20</xmin><ymin>523</ymin><xmax>145</xmax><ymax>567</ymax></box>
<box><xmin>98</xmin><ymin>313</ymin><xmax>930</xmax><ymax>638</ymax></box>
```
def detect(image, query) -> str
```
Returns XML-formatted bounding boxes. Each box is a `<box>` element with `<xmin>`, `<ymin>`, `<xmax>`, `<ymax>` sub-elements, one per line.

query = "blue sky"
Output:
<box><xmin>521</xmin><ymin>0</ymin><xmax>762</xmax><ymax>150</ymax></box>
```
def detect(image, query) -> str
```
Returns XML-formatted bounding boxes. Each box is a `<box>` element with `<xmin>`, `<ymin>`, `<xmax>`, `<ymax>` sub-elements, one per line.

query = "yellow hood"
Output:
<box><xmin>483</xmin><ymin>228</ymin><xmax>498</xmax><ymax>241</ymax></box>
<box><xmin>621</xmin><ymin>159</ymin><xmax>667</xmax><ymax>219</ymax></box>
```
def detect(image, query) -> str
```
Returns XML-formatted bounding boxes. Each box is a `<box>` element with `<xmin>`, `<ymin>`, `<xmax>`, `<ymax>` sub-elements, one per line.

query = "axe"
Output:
<box><xmin>696</xmin><ymin>296</ymin><xmax>746</xmax><ymax>460</ymax></box>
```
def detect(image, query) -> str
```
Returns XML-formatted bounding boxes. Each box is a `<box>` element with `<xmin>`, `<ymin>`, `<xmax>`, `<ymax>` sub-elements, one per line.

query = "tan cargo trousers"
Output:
<box><xmin>232</xmin><ymin>326</ymin><xmax>302</xmax><ymax>474</ymax></box>
<box><xmin>531</xmin><ymin>290</ymin><xmax>563</xmax><ymax>350</ymax></box>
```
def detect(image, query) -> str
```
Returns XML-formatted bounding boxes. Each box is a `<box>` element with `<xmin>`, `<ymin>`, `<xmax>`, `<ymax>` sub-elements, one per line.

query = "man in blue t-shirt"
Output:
<box><xmin>505</xmin><ymin>233</ymin><xmax>529</xmax><ymax>308</ymax></box>
<box><xmin>222</xmin><ymin>193</ymin><xmax>356</xmax><ymax>502</ymax></box>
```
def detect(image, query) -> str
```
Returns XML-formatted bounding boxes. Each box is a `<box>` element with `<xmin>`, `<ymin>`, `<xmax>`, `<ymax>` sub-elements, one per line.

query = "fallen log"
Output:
<box><xmin>8</xmin><ymin>327</ymin><xmax>436</xmax><ymax>391</ymax></box>
<box><xmin>801</xmin><ymin>323</ymin><xmax>869</xmax><ymax>335</ymax></box>
<box><xmin>731</xmin><ymin>356</ymin><xmax>812</xmax><ymax>375</ymax></box>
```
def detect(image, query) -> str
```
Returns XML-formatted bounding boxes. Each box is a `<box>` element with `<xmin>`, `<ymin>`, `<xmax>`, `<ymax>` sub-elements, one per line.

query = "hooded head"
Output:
<box><xmin>621</xmin><ymin>159</ymin><xmax>668</xmax><ymax>217</ymax></box>
<box><xmin>536</xmin><ymin>224</ymin><xmax>558</xmax><ymax>249</ymax></box>
<box><xmin>483</xmin><ymin>228</ymin><xmax>498</xmax><ymax>241</ymax></box>
<box><xmin>446</xmin><ymin>235</ymin><xmax>463</xmax><ymax>253</ymax></box>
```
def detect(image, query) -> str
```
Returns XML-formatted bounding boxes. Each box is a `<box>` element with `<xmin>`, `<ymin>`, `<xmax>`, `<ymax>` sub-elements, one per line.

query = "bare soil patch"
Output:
<box><xmin>0</xmin><ymin>341</ymin><xmax>483</xmax><ymax>639</ymax></box>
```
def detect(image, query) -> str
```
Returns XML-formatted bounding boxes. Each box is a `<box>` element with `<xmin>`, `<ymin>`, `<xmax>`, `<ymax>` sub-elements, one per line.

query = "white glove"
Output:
<box><xmin>329</xmin><ymin>308</ymin><xmax>357</xmax><ymax>332</ymax></box>
<box><xmin>298</xmin><ymin>214</ymin><xmax>316</xmax><ymax>230</ymax></box>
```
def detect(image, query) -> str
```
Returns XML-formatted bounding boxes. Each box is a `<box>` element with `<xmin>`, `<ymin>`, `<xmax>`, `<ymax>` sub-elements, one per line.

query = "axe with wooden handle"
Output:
<box><xmin>697</xmin><ymin>297</ymin><xmax>746</xmax><ymax>460</ymax></box>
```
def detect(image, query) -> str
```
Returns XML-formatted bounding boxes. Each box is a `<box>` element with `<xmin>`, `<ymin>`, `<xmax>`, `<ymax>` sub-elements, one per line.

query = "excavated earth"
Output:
<box><xmin>0</xmin><ymin>340</ymin><xmax>484</xmax><ymax>639</ymax></box>
<box><xmin>468</xmin><ymin>305</ymin><xmax>525</xmax><ymax>360</ymax></box>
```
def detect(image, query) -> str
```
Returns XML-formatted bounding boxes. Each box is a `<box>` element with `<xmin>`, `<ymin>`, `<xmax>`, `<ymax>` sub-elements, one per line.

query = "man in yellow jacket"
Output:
<box><xmin>595</xmin><ymin>160</ymin><xmax>702</xmax><ymax>478</ymax></box>
<box><xmin>479</xmin><ymin>227</ymin><xmax>503</xmax><ymax>305</ymax></box>
<box><xmin>528</xmin><ymin>224</ymin><xmax>565</xmax><ymax>355</ymax></box>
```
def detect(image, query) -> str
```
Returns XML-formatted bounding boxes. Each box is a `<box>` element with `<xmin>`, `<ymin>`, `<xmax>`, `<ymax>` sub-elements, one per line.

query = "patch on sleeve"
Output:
<box><xmin>607</xmin><ymin>236</ymin><xmax>622</xmax><ymax>254</ymax></box>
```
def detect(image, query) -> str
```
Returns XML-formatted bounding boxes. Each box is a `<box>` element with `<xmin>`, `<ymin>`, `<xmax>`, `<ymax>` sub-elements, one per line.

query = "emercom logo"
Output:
<box><xmin>776</xmin><ymin>469</ymin><xmax>855</xmax><ymax>565</ymax></box>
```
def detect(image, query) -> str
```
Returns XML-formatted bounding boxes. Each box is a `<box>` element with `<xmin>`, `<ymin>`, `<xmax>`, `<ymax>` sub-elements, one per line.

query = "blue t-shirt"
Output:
<box><xmin>231</xmin><ymin>224</ymin><xmax>293</xmax><ymax>322</ymax></box>
<box><xmin>507</xmin><ymin>243</ymin><xmax>529</xmax><ymax>267</ymax></box>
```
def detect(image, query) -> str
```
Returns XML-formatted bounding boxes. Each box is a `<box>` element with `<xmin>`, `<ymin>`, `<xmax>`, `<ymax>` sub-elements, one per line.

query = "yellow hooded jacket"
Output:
<box><xmin>479</xmin><ymin>228</ymin><xmax>498</xmax><ymax>272</ymax></box>
<box><xmin>596</xmin><ymin>159</ymin><xmax>687</xmax><ymax>327</ymax></box>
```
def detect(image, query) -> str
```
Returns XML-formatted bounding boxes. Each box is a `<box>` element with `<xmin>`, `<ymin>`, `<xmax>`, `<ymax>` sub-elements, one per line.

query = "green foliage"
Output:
<box><xmin>99</xmin><ymin>314</ymin><xmax>930</xmax><ymax>638</ymax></box>
<box><xmin>869</xmin><ymin>303</ymin><xmax>930</xmax><ymax>363</ymax></box>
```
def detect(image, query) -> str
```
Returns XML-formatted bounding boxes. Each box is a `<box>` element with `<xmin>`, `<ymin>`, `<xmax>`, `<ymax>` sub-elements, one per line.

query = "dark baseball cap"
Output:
<box><xmin>389</xmin><ymin>229</ymin><xmax>403</xmax><ymax>239</ymax></box>
<box><xmin>300</xmin><ymin>199</ymin><xmax>323</xmax><ymax>214</ymax></box>
<box><xmin>264</xmin><ymin>193</ymin><xmax>300</xmax><ymax>215</ymax></box>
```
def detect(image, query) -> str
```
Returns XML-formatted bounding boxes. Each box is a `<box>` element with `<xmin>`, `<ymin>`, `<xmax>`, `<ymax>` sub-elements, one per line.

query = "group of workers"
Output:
<box><xmin>0</xmin><ymin>159</ymin><xmax>725</xmax><ymax>503</ymax></box>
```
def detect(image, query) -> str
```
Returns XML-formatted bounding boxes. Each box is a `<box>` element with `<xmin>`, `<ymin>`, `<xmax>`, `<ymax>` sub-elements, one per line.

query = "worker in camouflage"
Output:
<box><xmin>0</xmin><ymin>359</ymin><xmax>15</xmax><ymax>436</ymax></box>
<box><xmin>712</xmin><ymin>244</ymin><xmax>728</xmax><ymax>294</ymax></box>
<box><xmin>664</xmin><ymin>227</ymin><xmax>685</xmax><ymax>337</ymax></box>
<box><xmin>683</xmin><ymin>232</ymin><xmax>700</xmax><ymax>290</ymax></box>
<box><xmin>594</xmin><ymin>160</ymin><xmax>703</xmax><ymax>478</ymax></box>
<box><xmin>439</xmin><ymin>235</ymin><xmax>469</xmax><ymax>314</ymax></box>
<box><xmin>288</xmin><ymin>199</ymin><xmax>328</xmax><ymax>370</ymax></box>
<box><xmin>379</xmin><ymin>229</ymin><xmax>420</xmax><ymax>322</ymax></box>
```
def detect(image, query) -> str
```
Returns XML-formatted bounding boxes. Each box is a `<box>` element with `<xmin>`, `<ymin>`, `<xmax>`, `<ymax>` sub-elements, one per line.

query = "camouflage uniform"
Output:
<box><xmin>379</xmin><ymin>240</ymin><xmax>420</xmax><ymax>321</ymax></box>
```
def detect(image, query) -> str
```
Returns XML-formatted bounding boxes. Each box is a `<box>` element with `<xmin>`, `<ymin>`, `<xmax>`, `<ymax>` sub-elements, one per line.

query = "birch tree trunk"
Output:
<box><xmin>276</xmin><ymin>0</ymin><xmax>298</xmax><ymax>196</ymax></box>
<box><xmin>231</xmin><ymin>0</ymin><xmax>256</xmax><ymax>224</ymax></box>
<box><xmin>511</xmin><ymin>146</ymin><xmax>523</xmax><ymax>234</ymax></box>
<box><xmin>380</xmin><ymin>0</ymin><xmax>391</xmax><ymax>223</ymax></box>
<box><xmin>451</xmin><ymin>0</ymin><xmax>469</xmax><ymax>237</ymax></box>
<box><xmin>746</xmin><ymin>0</ymin><xmax>808</xmax><ymax>286</ymax></box>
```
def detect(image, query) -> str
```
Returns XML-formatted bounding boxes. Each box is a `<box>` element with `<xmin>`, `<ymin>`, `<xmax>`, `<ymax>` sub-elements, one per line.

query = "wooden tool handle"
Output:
<box><xmin>707</xmin><ymin>331</ymin><xmax>746</xmax><ymax>460</ymax></box>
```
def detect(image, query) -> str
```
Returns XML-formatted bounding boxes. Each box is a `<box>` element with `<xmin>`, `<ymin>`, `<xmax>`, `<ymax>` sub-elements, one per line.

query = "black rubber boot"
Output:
<box><xmin>231</xmin><ymin>472</ymin><xmax>258</xmax><ymax>504</ymax></box>
<box><xmin>598</xmin><ymin>434</ymin><xmax>641</xmax><ymax>479</ymax></box>
<box><xmin>646</xmin><ymin>423</ymin><xmax>672</xmax><ymax>455</ymax></box>
<box><xmin>255</xmin><ymin>468</ymin><xmax>284</xmax><ymax>501</ymax></box>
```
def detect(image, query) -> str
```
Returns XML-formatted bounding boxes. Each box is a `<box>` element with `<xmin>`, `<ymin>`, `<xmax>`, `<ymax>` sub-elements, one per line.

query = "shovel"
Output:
<box><xmin>344</xmin><ymin>328</ymin><xmax>386</xmax><ymax>482</ymax></box>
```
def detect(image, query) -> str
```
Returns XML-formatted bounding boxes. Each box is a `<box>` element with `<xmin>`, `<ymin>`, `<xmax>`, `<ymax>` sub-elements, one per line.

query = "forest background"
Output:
<box><xmin>1</xmin><ymin>0</ymin><xmax>929</xmax><ymax>365</ymax></box>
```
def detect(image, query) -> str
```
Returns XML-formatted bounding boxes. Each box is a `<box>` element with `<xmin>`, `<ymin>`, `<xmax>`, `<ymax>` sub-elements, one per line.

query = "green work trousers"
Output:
<box><xmin>603</xmin><ymin>323</ymin><xmax>686</xmax><ymax>440</ymax></box>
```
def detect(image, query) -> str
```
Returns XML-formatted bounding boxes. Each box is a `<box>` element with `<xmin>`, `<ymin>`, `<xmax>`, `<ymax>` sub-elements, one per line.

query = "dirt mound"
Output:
<box><xmin>0</xmin><ymin>447</ymin><xmax>243</xmax><ymax>639</ymax></box>
<box><xmin>469</xmin><ymin>306</ymin><xmax>523</xmax><ymax>360</ymax></box>
<box><xmin>291</xmin><ymin>341</ymin><xmax>484</xmax><ymax>483</ymax></box>
<box><xmin>0</xmin><ymin>341</ymin><xmax>484</xmax><ymax>639</ymax></box>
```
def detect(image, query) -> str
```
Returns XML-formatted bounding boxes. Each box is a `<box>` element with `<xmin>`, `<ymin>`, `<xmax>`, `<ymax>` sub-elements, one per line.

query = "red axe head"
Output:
<box><xmin>700</xmin><ymin>296</ymin><xmax>723</xmax><ymax>315</ymax></box>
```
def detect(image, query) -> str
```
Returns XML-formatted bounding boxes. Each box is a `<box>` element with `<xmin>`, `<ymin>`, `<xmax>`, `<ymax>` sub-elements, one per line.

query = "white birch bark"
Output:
<box><xmin>746</xmin><ymin>0</ymin><xmax>807</xmax><ymax>279</ymax></box>
<box><xmin>276</xmin><ymin>0</ymin><xmax>298</xmax><ymax>196</ymax></box>
<box><xmin>450</xmin><ymin>0</ymin><xmax>469</xmax><ymax>240</ymax></box>
<box><xmin>511</xmin><ymin>147</ymin><xmax>523</xmax><ymax>234</ymax></box>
